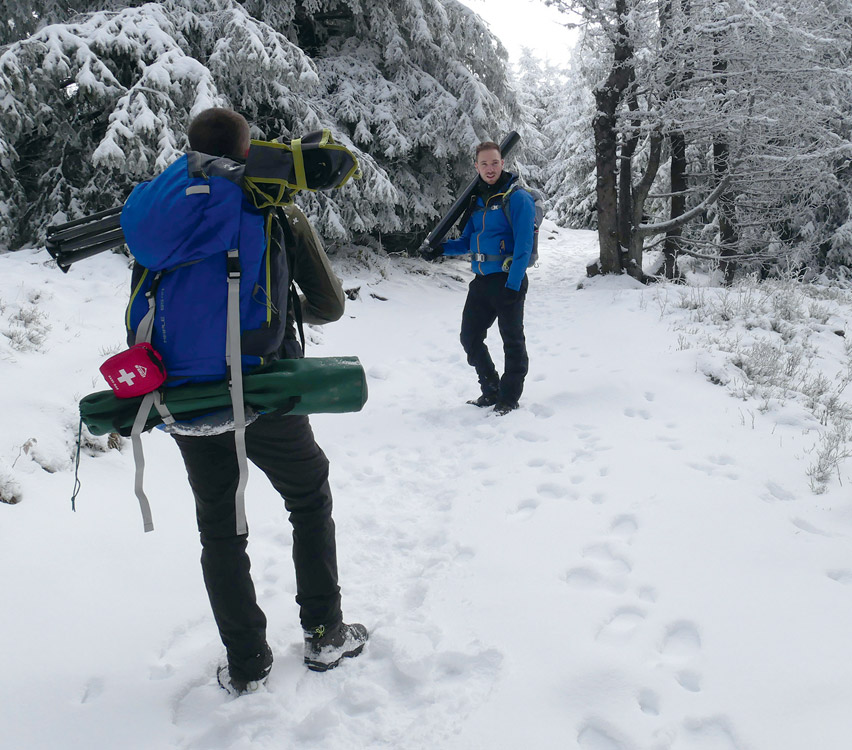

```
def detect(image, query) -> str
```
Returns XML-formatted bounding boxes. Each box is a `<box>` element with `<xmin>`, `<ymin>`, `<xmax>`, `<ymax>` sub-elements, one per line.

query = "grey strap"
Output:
<box><xmin>130</xmin><ymin>392</ymin><xmax>155</xmax><ymax>533</ymax></box>
<box><xmin>225</xmin><ymin>249</ymin><xmax>250</xmax><ymax>536</ymax></box>
<box><xmin>152</xmin><ymin>390</ymin><xmax>175</xmax><ymax>425</ymax></box>
<box><xmin>128</xmin><ymin>272</ymin><xmax>173</xmax><ymax>531</ymax></box>
<box><xmin>133</xmin><ymin>283</ymin><xmax>158</xmax><ymax>346</ymax></box>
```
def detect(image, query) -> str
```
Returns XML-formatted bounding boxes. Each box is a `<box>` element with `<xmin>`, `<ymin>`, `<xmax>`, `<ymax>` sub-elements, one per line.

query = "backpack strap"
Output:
<box><xmin>225</xmin><ymin>249</ymin><xmax>250</xmax><ymax>536</ymax></box>
<box><xmin>501</xmin><ymin>183</ymin><xmax>520</xmax><ymax>230</ymax></box>
<box><xmin>129</xmin><ymin>271</ymin><xmax>175</xmax><ymax>532</ymax></box>
<box><xmin>278</xmin><ymin>210</ymin><xmax>306</xmax><ymax>354</ymax></box>
<box><xmin>130</xmin><ymin>392</ymin><xmax>156</xmax><ymax>532</ymax></box>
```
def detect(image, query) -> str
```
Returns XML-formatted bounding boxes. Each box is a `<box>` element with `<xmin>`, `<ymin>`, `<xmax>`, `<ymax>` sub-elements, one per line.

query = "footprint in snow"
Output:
<box><xmin>686</xmin><ymin>459</ymin><xmax>739</xmax><ymax>480</ymax></box>
<box><xmin>563</xmin><ymin>566</ymin><xmax>625</xmax><ymax>593</ymax></box>
<box><xmin>637</xmin><ymin>687</ymin><xmax>660</xmax><ymax>716</ymax></box>
<box><xmin>763</xmin><ymin>481</ymin><xmax>797</xmax><ymax>502</ymax></box>
<box><xmin>537</xmin><ymin>482</ymin><xmax>571</xmax><ymax>499</ymax></box>
<box><xmin>529</xmin><ymin>402</ymin><xmax>555</xmax><ymax>418</ymax></box>
<box><xmin>515</xmin><ymin>430</ymin><xmax>548</xmax><ymax>443</ymax></box>
<box><xmin>683</xmin><ymin>716</ymin><xmax>745</xmax><ymax>750</ymax></box>
<box><xmin>659</xmin><ymin>620</ymin><xmax>702</xmax><ymax>660</ymax></box>
<box><xmin>791</xmin><ymin>517</ymin><xmax>833</xmax><ymax>537</ymax></box>
<box><xmin>676</xmin><ymin>669</ymin><xmax>702</xmax><ymax>692</ymax></box>
<box><xmin>508</xmin><ymin>497</ymin><xmax>539</xmax><ymax>521</ymax></box>
<box><xmin>596</xmin><ymin>607</ymin><xmax>646</xmax><ymax>641</ymax></box>
<box><xmin>659</xmin><ymin>621</ymin><xmax>704</xmax><ymax>694</ymax></box>
<box><xmin>624</xmin><ymin>407</ymin><xmax>651</xmax><ymax>420</ymax></box>
<box><xmin>81</xmin><ymin>677</ymin><xmax>105</xmax><ymax>703</ymax></box>
<box><xmin>577</xmin><ymin>720</ymin><xmax>628</xmax><ymax>750</ymax></box>
<box><xmin>827</xmin><ymin>569</ymin><xmax>852</xmax><ymax>585</ymax></box>
<box><xmin>609</xmin><ymin>514</ymin><xmax>638</xmax><ymax>541</ymax></box>
<box><xmin>581</xmin><ymin>542</ymin><xmax>633</xmax><ymax>576</ymax></box>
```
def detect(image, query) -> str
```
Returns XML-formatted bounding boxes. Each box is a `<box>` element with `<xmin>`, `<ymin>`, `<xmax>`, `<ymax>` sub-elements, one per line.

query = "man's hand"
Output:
<box><xmin>500</xmin><ymin>286</ymin><xmax>521</xmax><ymax>304</ymax></box>
<box><xmin>418</xmin><ymin>243</ymin><xmax>444</xmax><ymax>261</ymax></box>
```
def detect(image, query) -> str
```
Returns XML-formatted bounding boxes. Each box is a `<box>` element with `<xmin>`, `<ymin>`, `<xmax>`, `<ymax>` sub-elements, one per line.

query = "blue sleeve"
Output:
<box><xmin>441</xmin><ymin>215</ymin><xmax>474</xmax><ymax>256</ymax></box>
<box><xmin>506</xmin><ymin>190</ymin><xmax>535</xmax><ymax>290</ymax></box>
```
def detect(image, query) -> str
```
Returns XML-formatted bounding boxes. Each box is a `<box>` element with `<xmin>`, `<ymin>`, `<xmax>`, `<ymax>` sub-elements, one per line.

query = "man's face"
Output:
<box><xmin>475</xmin><ymin>149</ymin><xmax>504</xmax><ymax>185</ymax></box>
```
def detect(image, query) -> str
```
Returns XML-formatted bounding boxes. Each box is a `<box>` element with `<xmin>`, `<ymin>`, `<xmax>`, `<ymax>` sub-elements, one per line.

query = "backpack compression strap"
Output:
<box><xmin>226</xmin><ymin>249</ymin><xmax>250</xmax><ymax>536</ymax></box>
<box><xmin>129</xmin><ymin>275</ymin><xmax>175</xmax><ymax>532</ymax></box>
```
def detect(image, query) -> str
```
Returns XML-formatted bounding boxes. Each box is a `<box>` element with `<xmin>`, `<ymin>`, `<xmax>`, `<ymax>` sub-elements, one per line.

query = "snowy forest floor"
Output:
<box><xmin>2</xmin><ymin>224</ymin><xmax>852</xmax><ymax>750</ymax></box>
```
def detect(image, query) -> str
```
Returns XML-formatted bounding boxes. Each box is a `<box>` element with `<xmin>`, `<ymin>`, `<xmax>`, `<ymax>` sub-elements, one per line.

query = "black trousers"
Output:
<box><xmin>172</xmin><ymin>411</ymin><xmax>342</xmax><ymax>675</ymax></box>
<box><xmin>460</xmin><ymin>272</ymin><xmax>529</xmax><ymax>403</ymax></box>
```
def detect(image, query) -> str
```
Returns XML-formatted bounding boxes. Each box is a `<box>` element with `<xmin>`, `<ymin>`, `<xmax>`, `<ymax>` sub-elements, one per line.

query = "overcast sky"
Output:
<box><xmin>458</xmin><ymin>0</ymin><xmax>579</xmax><ymax>66</ymax></box>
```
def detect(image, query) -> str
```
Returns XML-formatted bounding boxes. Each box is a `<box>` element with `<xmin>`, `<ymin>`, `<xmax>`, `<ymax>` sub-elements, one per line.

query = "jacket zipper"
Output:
<box><xmin>476</xmin><ymin>191</ymin><xmax>508</xmax><ymax>273</ymax></box>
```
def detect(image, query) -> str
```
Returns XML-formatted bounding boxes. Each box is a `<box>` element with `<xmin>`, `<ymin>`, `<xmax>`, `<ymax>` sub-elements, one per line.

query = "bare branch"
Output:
<box><xmin>637</xmin><ymin>175</ymin><xmax>731</xmax><ymax>238</ymax></box>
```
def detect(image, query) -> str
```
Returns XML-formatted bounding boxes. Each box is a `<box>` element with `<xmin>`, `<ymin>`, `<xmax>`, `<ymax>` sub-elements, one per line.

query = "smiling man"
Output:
<box><xmin>437</xmin><ymin>141</ymin><xmax>536</xmax><ymax>415</ymax></box>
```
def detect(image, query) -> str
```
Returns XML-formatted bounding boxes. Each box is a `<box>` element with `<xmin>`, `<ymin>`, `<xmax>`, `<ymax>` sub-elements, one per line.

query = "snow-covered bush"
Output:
<box><xmin>662</xmin><ymin>275</ymin><xmax>852</xmax><ymax>491</ymax></box>
<box><xmin>0</xmin><ymin>0</ymin><xmax>518</xmax><ymax>253</ymax></box>
<box><xmin>0</xmin><ymin>458</ymin><xmax>22</xmax><ymax>504</ymax></box>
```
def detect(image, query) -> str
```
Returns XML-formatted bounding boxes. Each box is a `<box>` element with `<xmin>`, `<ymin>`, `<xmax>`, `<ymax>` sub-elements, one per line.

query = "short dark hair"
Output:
<box><xmin>187</xmin><ymin>108</ymin><xmax>250</xmax><ymax>158</ymax></box>
<box><xmin>475</xmin><ymin>141</ymin><xmax>502</xmax><ymax>159</ymax></box>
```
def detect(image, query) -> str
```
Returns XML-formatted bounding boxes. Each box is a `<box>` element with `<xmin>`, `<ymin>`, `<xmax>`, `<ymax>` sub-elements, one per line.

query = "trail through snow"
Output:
<box><xmin>2</xmin><ymin>224</ymin><xmax>851</xmax><ymax>749</ymax></box>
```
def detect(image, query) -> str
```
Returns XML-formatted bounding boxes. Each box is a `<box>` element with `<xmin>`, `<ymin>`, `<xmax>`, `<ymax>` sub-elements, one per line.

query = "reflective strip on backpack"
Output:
<box><xmin>185</xmin><ymin>185</ymin><xmax>210</xmax><ymax>195</ymax></box>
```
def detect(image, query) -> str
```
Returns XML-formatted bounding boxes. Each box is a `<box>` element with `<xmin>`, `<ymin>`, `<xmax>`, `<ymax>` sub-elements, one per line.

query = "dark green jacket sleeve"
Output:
<box><xmin>281</xmin><ymin>205</ymin><xmax>345</xmax><ymax>325</ymax></box>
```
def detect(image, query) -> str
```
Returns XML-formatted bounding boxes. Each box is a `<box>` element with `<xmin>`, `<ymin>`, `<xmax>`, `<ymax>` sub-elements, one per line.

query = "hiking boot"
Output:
<box><xmin>304</xmin><ymin>622</ymin><xmax>369</xmax><ymax>672</ymax></box>
<box><xmin>494</xmin><ymin>401</ymin><xmax>519</xmax><ymax>416</ymax></box>
<box><xmin>217</xmin><ymin>643</ymin><xmax>273</xmax><ymax>696</ymax></box>
<box><xmin>467</xmin><ymin>393</ymin><xmax>498</xmax><ymax>407</ymax></box>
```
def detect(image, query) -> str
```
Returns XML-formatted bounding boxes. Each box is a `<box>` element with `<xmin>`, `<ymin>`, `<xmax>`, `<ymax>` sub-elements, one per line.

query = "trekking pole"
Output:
<box><xmin>416</xmin><ymin>130</ymin><xmax>521</xmax><ymax>256</ymax></box>
<box><xmin>46</xmin><ymin>205</ymin><xmax>127</xmax><ymax>272</ymax></box>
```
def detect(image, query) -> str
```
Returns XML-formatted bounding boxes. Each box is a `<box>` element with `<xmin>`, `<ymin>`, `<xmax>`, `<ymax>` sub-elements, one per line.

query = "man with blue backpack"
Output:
<box><xmin>120</xmin><ymin>108</ymin><xmax>367</xmax><ymax>696</ymax></box>
<box><xmin>429</xmin><ymin>141</ymin><xmax>537</xmax><ymax>415</ymax></box>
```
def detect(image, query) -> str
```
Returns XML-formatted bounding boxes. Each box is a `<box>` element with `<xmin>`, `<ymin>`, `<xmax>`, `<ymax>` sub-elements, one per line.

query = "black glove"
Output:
<box><xmin>418</xmin><ymin>243</ymin><xmax>444</xmax><ymax>261</ymax></box>
<box><xmin>500</xmin><ymin>286</ymin><xmax>521</xmax><ymax>304</ymax></box>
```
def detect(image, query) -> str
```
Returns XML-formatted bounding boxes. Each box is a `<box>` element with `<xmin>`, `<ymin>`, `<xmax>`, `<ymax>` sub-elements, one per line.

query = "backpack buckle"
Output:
<box><xmin>472</xmin><ymin>253</ymin><xmax>487</xmax><ymax>262</ymax></box>
<box><xmin>226</xmin><ymin>251</ymin><xmax>241</xmax><ymax>278</ymax></box>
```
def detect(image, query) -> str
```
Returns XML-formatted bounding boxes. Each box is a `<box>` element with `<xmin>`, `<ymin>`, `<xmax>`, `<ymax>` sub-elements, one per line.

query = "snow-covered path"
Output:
<box><xmin>2</xmin><ymin>225</ymin><xmax>852</xmax><ymax>749</ymax></box>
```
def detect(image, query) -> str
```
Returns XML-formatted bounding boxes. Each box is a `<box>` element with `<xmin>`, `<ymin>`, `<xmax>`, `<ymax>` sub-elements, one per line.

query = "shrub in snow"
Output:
<box><xmin>660</xmin><ymin>275</ymin><xmax>852</xmax><ymax>490</ymax></box>
<box><xmin>0</xmin><ymin>459</ymin><xmax>22</xmax><ymax>504</ymax></box>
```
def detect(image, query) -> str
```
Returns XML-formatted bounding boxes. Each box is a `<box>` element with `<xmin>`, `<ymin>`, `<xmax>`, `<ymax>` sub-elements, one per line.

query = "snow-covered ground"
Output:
<box><xmin>2</xmin><ymin>224</ymin><xmax>852</xmax><ymax>750</ymax></box>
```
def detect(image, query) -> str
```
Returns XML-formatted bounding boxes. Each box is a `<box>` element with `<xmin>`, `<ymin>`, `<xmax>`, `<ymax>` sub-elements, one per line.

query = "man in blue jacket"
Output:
<box><xmin>439</xmin><ymin>141</ymin><xmax>535</xmax><ymax>415</ymax></box>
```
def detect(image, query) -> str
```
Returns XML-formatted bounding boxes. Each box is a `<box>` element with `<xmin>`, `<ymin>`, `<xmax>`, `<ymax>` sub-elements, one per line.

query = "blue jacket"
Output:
<box><xmin>441</xmin><ymin>173</ymin><xmax>535</xmax><ymax>291</ymax></box>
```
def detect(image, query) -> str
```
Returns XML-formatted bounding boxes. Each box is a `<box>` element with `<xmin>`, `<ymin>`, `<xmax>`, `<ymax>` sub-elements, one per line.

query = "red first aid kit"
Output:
<box><xmin>99</xmin><ymin>343</ymin><xmax>167</xmax><ymax>398</ymax></box>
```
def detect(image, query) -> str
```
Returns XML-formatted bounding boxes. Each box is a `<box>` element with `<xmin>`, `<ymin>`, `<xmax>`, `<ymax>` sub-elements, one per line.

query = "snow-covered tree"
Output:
<box><xmin>545</xmin><ymin>0</ymin><xmax>852</xmax><ymax>279</ymax></box>
<box><xmin>0</xmin><ymin>0</ymin><xmax>519</xmax><ymax>253</ymax></box>
<box><xmin>540</xmin><ymin>43</ymin><xmax>597</xmax><ymax>229</ymax></box>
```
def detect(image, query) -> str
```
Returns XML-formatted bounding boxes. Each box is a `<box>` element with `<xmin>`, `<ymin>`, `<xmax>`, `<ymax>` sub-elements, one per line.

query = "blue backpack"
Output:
<box><xmin>122</xmin><ymin>152</ymin><xmax>289</xmax><ymax>384</ymax></box>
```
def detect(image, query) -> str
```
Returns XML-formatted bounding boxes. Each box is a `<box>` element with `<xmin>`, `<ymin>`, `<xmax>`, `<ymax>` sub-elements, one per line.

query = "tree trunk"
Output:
<box><xmin>590</xmin><ymin>0</ymin><xmax>634</xmax><ymax>275</ymax></box>
<box><xmin>628</xmin><ymin>130</ymin><xmax>663</xmax><ymax>276</ymax></box>
<box><xmin>713</xmin><ymin>34</ymin><xmax>738</xmax><ymax>284</ymax></box>
<box><xmin>660</xmin><ymin>0</ymin><xmax>690</xmax><ymax>280</ymax></box>
<box><xmin>618</xmin><ymin>91</ymin><xmax>641</xmax><ymax>266</ymax></box>
<box><xmin>663</xmin><ymin>130</ymin><xmax>687</xmax><ymax>278</ymax></box>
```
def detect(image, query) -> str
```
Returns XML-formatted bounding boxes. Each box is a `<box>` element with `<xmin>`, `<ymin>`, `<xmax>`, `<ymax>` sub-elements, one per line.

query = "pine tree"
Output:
<box><xmin>0</xmin><ymin>0</ymin><xmax>518</xmax><ymax>252</ymax></box>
